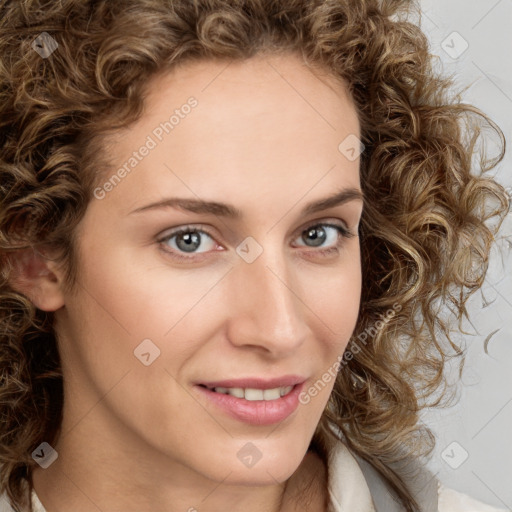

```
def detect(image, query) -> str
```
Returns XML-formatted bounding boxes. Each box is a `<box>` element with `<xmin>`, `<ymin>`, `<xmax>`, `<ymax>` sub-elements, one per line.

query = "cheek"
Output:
<box><xmin>307</xmin><ymin>257</ymin><xmax>362</xmax><ymax>342</ymax></box>
<box><xmin>71</xmin><ymin>243</ymin><xmax>219</xmax><ymax>337</ymax></box>
<box><xmin>303</xmin><ymin>256</ymin><xmax>361</xmax><ymax>396</ymax></box>
<box><xmin>57</xmin><ymin>249</ymin><xmax>210</xmax><ymax>446</ymax></box>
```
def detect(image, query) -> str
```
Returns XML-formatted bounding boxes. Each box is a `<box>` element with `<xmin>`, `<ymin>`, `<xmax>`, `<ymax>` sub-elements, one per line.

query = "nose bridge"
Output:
<box><xmin>227</xmin><ymin>243</ymin><xmax>309</xmax><ymax>353</ymax></box>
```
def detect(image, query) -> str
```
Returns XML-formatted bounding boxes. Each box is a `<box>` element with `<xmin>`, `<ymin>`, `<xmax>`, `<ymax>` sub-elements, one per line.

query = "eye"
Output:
<box><xmin>293</xmin><ymin>222</ymin><xmax>355</xmax><ymax>255</ymax></box>
<box><xmin>157</xmin><ymin>225</ymin><xmax>218</xmax><ymax>261</ymax></box>
<box><xmin>157</xmin><ymin>221</ymin><xmax>356</xmax><ymax>262</ymax></box>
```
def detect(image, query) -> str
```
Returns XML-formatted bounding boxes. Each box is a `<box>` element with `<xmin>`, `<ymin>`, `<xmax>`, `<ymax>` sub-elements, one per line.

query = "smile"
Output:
<box><xmin>201</xmin><ymin>385</ymin><xmax>294</xmax><ymax>400</ymax></box>
<box><xmin>194</xmin><ymin>382</ymin><xmax>305</xmax><ymax>426</ymax></box>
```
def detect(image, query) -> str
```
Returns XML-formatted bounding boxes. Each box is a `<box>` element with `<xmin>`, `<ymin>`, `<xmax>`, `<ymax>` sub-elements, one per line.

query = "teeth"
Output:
<box><xmin>228</xmin><ymin>387</ymin><xmax>244</xmax><ymax>398</ymax></box>
<box><xmin>263</xmin><ymin>388</ymin><xmax>280</xmax><ymax>400</ymax></box>
<box><xmin>245</xmin><ymin>388</ymin><xmax>264</xmax><ymax>401</ymax></box>
<box><xmin>211</xmin><ymin>385</ymin><xmax>294</xmax><ymax>400</ymax></box>
<box><xmin>280</xmin><ymin>385</ymin><xmax>293</xmax><ymax>396</ymax></box>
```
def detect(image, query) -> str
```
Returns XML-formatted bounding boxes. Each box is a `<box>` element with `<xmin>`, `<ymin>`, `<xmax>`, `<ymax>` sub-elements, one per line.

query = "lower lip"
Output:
<box><xmin>194</xmin><ymin>383</ymin><xmax>305</xmax><ymax>426</ymax></box>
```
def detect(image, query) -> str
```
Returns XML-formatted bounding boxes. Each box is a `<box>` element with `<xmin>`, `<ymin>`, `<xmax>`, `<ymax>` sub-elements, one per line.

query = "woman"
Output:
<box><xmin>0</xmin><ymin>0</ymin><xmax>509</xmax><ymax>511</ymax></box>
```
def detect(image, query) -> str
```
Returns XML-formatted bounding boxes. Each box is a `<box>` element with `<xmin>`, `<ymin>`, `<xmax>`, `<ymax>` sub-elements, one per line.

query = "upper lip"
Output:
<box><xmin>196</xmin><ymin>375</ymin><xmax>306</xmax><ymax>390</ymax></box>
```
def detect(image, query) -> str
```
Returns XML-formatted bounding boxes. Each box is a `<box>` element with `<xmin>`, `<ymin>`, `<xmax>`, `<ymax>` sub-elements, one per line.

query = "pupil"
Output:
<box><xmin>177</xmin><ymin>232</ymin><xmax>200</xmax><ymax>252</ymax></box>
<box><xmin>305</xmin><ymin>227</ymin><xmax>326</xmax><ymax>247</ymax></box>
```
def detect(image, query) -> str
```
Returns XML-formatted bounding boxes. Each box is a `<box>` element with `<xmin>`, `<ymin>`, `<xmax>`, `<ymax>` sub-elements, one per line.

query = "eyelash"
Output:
<box><xmin>157</xmin><ymin>221</ymin><xmax>356</xmax><ymax>262</ymax></box>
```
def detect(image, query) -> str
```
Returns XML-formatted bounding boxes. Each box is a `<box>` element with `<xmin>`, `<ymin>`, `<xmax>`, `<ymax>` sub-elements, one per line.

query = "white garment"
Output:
<box><xmin>1</xmin><ymin>442</ymin><xmax>509</xmax><ymax>511</ymax></box>
<box><xmin>326</xmin><ymin>441</ymin><xmax>510</xmax><ymax>512</ymax></box>
<box><xmin>326</xmin><ymin>442</ymin><xmax>511</xmax><ymax>512</ymax></box>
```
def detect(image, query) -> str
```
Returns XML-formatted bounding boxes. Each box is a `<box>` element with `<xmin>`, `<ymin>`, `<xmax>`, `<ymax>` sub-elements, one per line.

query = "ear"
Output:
<box><xmin>8</xmin><ymin>247</ymin><xmax>65</xmax><ymax>311</ymax></box>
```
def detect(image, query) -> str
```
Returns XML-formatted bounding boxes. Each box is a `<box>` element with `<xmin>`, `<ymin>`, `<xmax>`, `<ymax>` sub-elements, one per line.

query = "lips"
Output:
<box><xmin>193</xmin><ymin>375</ymin><xmax>307</xmax><ymax>426</ymax></box>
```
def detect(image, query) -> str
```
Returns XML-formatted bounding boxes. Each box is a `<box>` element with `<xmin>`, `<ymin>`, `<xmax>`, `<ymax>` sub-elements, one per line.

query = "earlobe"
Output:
<box><xmin>8</xmin><ymin>247</ymin><xmax>65</xmax><ymax>312</ymax></box>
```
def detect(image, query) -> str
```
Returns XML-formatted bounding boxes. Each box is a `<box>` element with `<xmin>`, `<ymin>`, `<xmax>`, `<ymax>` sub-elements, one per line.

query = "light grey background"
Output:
<box><xmin>416</xmin><ymin>1</ymin><xmax>512</xmax><ymax>509</ymax></box>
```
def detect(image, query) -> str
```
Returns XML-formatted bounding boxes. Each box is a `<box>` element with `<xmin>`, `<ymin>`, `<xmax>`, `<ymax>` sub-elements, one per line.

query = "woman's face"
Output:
<box><xmin>52</xmin><ymin>54</ymin><xmax>363</xmax><ymax>490</ymax></box>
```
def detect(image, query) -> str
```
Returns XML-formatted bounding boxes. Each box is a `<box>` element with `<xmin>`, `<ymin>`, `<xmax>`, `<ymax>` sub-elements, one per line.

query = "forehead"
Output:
<box><xmin>97</xmin><ymin>54</ymin><xmax>361</xmax><ymax>214</ymax></box>
<box><xmin>143</xmin><ymin>54</ymin><xmax>359</xmax><ymax>133</ymax></box>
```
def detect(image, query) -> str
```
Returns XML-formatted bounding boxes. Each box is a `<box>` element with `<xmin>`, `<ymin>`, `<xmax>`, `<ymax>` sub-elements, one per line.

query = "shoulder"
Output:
<box><xmin>438</xmin><ymin>482</ymin><xmax>510</xmax><ymax>512</ymax></box>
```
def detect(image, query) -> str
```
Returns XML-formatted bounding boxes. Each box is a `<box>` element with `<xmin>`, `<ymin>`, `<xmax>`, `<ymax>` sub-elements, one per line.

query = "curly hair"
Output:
<box><xmin>0</xmin><ymin>0</ymin><xmax>509</xmax><ymax>511</ymax></box>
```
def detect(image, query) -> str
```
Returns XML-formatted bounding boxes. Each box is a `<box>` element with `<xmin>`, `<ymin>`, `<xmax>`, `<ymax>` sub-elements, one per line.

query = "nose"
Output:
<box><xmin>225</xmin><ymin>246</ymin><xmax>309</xmax><ymax>358</ymax></box>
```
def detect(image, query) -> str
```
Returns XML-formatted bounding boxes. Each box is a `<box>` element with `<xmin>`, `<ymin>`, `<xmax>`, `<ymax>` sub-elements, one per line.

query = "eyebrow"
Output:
<box><xmin>129</xmin><ymin>187</ymin><xmax>364</xmax><ymax>218</ymax></box>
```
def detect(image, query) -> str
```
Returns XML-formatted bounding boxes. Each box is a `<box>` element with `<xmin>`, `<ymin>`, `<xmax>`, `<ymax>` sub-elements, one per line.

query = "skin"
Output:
<box><xmin>21</xmin><ymin>54</ymin><xmax>363</xmax><ymax>511</ymax></box>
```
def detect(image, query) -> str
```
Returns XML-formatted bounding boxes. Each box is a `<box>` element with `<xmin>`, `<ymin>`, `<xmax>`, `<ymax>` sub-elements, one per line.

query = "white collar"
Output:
<box><xmin>327</xmin><ymin>441</ymin><xmax>376</xmax><ymax>512</ymax></box>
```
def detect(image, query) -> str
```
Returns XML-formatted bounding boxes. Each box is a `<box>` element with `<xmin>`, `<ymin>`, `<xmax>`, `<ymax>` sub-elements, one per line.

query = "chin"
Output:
<box><xmin>220</xmin><ymin>461</ymin><xmax>302</xmax><ymax>487</ymax></box>
<box><xmin>187</xmin><ymin>443</ymin><xmax>306</xmax><ymax>487</ymax></box>
<box><xmin>233</xmin><ymin>447</ymin><xmax>306</xmax><ymax>484</ymax></box>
